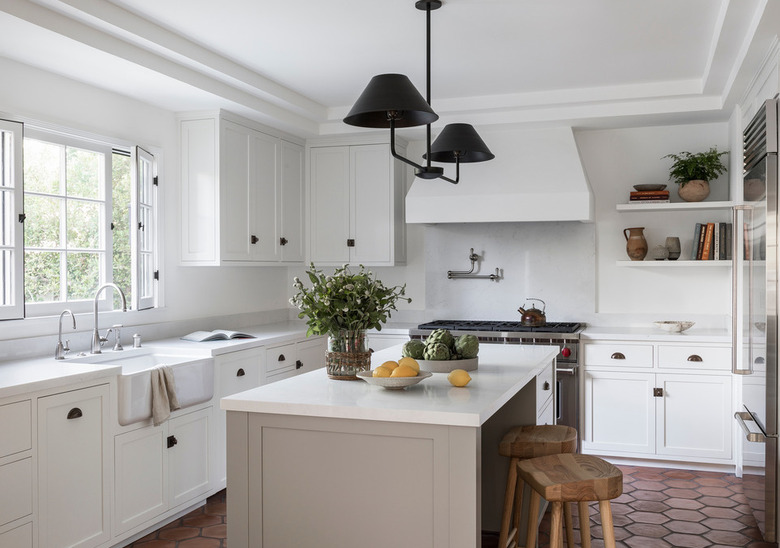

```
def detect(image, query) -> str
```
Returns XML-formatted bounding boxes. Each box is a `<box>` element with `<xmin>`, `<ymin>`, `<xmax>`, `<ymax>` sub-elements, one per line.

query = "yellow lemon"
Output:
<box><xmin>391</xmin><ymin>364</ymin><xmax>418</xmax><ymax>377</ymax></box>
<box><xmin>372</xmin><ymin>366</ymin><xmax>392</xmax><ymax>378</ymax></box>
<box><xmin>398</xmin><ymin>357</ymin><xmax>420</xmax><ymax>372</ymax></box>
<box><xmin>447</xmin><ymin>369</ymin><xmax>471</xmax><ymax>387</ymax></box>
<box><xmin>381</xmin><ymin>360</ymin><xmax>399</xmax><ymax>372</ymax></box>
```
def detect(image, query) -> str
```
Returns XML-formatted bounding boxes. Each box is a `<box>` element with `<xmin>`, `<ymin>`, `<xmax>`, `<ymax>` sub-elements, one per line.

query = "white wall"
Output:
<box><xmin>0</xmin><ymin>57</ymin><xmax>289</xmax><ymax>343</ymax></box>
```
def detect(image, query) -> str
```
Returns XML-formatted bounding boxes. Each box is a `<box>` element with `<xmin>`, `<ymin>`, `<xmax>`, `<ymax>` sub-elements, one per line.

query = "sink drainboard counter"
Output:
<box><xmin>223</xmin><ymin>344</ymin><xmax>558</xmax><ymax>548</ymax></box>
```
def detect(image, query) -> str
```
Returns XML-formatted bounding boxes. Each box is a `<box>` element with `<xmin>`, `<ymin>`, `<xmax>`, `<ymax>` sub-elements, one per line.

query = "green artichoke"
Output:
<box><xmin>425</xmin><ymin>329</ymin><xmax>455</xmax><ymax>350</ymax></box>
<box><xmin>402</xmin><ymin>339</ymin><xmax>425</xmax><ymax>359</ymax></box>
<box><xmin>423</xmin><ymin>342</ymin><xmax>451</xmax><ymax>361</ymax></box>
<box><xmin>454</xmin><ymin>334</ymin><xmax>479</xmax><ymax>359</ymax></box>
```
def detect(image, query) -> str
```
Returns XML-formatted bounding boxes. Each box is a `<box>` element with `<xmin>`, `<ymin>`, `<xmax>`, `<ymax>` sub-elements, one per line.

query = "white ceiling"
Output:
<box><xmin>0</xmin><ymin>0</ymin><xmax>775</xmax><ymax>137</ymax></box>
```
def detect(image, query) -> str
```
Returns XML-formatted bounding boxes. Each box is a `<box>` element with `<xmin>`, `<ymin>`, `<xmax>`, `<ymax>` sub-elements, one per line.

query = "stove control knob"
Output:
<box><xmin>561</xmin><ymin>347</ymin><xmax>572</xmax><ymax>358</ymax></box>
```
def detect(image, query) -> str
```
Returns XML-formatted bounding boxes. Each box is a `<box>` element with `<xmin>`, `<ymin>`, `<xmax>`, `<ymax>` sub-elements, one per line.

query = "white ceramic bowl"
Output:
<box><xmin>417</xmin><ymin>357</ymin><xmax>478</xmax><ymax>373</ymax></box>
<box><xmin>653</xmin><ymin>321</ymin><xmax>695</xmax><ymax>333</ymax></box>
<box><xmin>356</xmin><ymin>370</ymin><xmax>432</xmax><ymax>390</ymax></box>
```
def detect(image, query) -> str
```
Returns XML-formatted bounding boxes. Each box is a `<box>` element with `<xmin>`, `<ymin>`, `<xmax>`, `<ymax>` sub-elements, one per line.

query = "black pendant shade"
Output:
<box><xmin>425</xmin><ymin>123</ymin><xmax>495</xmax><ymax>163</ymax></box>
<box><xmin>344</xmin><ymin>74</ymin><xmax>438</xmax><ymax>129</ymax></box>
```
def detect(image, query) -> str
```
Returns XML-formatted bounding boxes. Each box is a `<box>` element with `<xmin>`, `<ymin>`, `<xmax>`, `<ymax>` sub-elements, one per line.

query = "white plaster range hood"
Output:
<box><xmin>405</xmin><ymin>127</ymin><xmax>594</xmax><ymax>223</ymax></box>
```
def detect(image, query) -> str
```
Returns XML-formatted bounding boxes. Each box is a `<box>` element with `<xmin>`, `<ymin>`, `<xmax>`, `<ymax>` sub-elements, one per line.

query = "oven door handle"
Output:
<box><xmin>735</xmin><ymin>411</ymin><xmax>767</xmax><ymax>443</ymax></box>
<box><xmin>556</xmin><ymin>367</ymin><xmax>577</xmax><ymax>376</ymax></box>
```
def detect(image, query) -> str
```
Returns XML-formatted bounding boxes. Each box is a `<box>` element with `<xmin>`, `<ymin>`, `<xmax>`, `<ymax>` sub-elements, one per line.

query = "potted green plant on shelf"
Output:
<box><xmin>663</xmin><ymin>147</ymin><xmax>728</xmax><ymax>202</ymax></box>
<box><xmin>290</xmin><ymin>263</ymin><xmax>411</xmax><ymax>380</ymax></box>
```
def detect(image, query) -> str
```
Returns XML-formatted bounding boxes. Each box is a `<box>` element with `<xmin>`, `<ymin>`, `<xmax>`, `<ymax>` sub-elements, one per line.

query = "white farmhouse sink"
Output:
<box><xmin>71</xmin><ymin>348</ymin><xmax>214</xmax><ymax>425</ymax></box>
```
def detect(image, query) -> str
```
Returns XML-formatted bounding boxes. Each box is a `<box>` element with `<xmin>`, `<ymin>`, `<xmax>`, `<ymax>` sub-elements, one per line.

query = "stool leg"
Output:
<box><xmin>550</xmin><ymin>502</ymin><xmax>563</xmax><ymax>548</ymax></box>
<box><xmin>578</xmin><ymin>501</ymin><xmax>591</xmax><ymax>548</ymax></box>
<box><xmin>563</xmin><ymin>502</ymin><xmax>574</xmax><ymax>548</ymax></box>
<box><xmin>510</xmin><ymin>475</ymin><xmax>525</xmax><ymax>548</ymax></box>
<box><xmin>498</xmin><ymin>458</ymin><xmax>518</xmax><ymax>548</ymax></box>
<box><xmin>599</xmin><ymin>500</ymin><xmax>616</xmax><ymax>548</ymax></box>
<box><xmin>524</xmin><ymin>489</ymin><xmax>541</xmax><ymax>548</ymax></box>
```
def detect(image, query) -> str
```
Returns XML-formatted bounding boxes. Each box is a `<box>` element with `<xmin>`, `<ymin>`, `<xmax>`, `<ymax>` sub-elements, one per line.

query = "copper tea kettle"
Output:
<box><xmin>517</xmin><ymin>298</ymin><xmax>547</xmax><ymax>326</ymax></box>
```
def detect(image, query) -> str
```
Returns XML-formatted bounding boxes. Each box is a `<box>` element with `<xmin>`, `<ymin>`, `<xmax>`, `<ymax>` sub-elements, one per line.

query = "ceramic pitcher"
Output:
<box><xmin>623</xmin><ymin>227</ymin><xmax>648</xmax><ymax>261</ymax></box>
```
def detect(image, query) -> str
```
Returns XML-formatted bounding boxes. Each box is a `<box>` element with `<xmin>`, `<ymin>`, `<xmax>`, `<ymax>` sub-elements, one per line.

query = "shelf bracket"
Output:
<box><xmin>447</xmin><ymin>248</ymin><xmax>502</xmax><ymax>281</ymax></box>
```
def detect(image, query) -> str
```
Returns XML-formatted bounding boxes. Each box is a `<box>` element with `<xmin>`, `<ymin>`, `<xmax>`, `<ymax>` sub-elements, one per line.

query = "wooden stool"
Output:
<box><xmin>517</xmin><ymin>453</ymin><xmax>623</xmax><ymax>548</ymax></box>
<box><xmin>497</xmin><ymin>425</ymin><xmax>577</xmax><ymax>548</ymax></box>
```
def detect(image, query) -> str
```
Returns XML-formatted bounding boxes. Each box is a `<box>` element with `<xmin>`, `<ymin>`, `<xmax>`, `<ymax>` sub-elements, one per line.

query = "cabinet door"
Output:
<box><xmin>656</xmin><ymin>373</ymin><xmax>732</xmax><ymax>460</ymax></box>
<box><xmin>296</xmin><ymin>337</ymin><xmax>327</xmax><ymax>374</ymax></box>
<box><xmin>180</xmin><ymin>117</ymin><xmax>218</xmax><ymax>264</ymax></box>
<box><xmin>265</xmin><ymin>342</ymin><xmax>297</xmax><ymax>381</ymax></box>
<box><xmin>221</xmin><ymin>120</ymin><xmax>254</xmax><ymax>261</ymax></box>
<box><xmin>309</xmin><ymin>146</ymin><xmax>350</xmax><ymax>263</ymax></box>
<box><xmin>0</xmin><ymin>522</ymin><xmax>32</xmax><ymax>548</ymax></box>
<box><xmin>38</xmin><ymin>384</ymin><xmax>110</xmax><ymax>548</ymax></box>
<box><xmin>114</xmin><ymin>425</ymin><xmax>167</xmax><ymax>534</ymax></box>
<box><xmin>215</xmin><ymin>350</ymin><xmax>264</xmax><ymax>486</ymax></box>
<box><xmin>280</xmin><ymin>140</ymin><xmax>304</xmax><ymax>263</ymax></box>
<box><xmin>351</xmin><ymin>144</ymin><xmax>392</xmax><ymax>264</ymax></box>
<box><xmin>251</xmin><ymin>130</ymin><xmax>282</xmax><ymax>262</ymax></box>
<box><xmin>169</xmin><ymin>408</ymin><xmax>211</xmax><ymax>508</ymax></box>
<box><xmin>582</xmin><ymin>370</ymin><xmax>654</xmax><ymax>455</ymax></box>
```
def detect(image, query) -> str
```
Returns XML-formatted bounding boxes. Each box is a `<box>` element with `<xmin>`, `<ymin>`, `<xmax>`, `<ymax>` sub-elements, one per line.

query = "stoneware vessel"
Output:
<box><xmin>678</xmin><ymin>179</ymin><xmax>710</xmax><ymax>202</ymax></box>
<box><xmin>623</xmin><ymin>227</ymin><xmax>648</xmax><ymax>261</ymax></box>
<box><xmin>652</xmin><ymin>245</ymin><xmax>669</xmax><ymax>260</ymax></box>
<box><xmin>665</xmin><ymin>236</ymin><xmax>681</xmax><ymax>260</ymax></box>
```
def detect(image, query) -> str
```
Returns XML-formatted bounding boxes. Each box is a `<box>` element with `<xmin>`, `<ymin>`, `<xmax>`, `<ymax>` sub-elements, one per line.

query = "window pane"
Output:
<box><xmin>66</xmin><ymin>251</ymin><xmax>100</xmax><ymax>300</ymax></box>
<box><xmin>24</xmin><ymin>139</ymin><xmax>61</xmax><ymax>194</ymax></box>
<box><xmin>24</xmin><ymin>194</ymin><xmax>61</xmax><ymax>248</ymax></box>
<box><xmin>0</xmin><ymin>189</ymin><xmax>10</xmax><ymax>246</ymax></box>
<box><xmin>1</xmin><ymin>250</ymin><xmax>10</xmax><ymax>305</ymax></box>
<box><xmin>112</xmin><ymin>151</ymin><xmax>131</xmax><ymax>308</ymax></box>
<box><xmin>67</xmin><ymin>199</ymin><xmax>101</xmax><ymax>249</ymax></box>
<box><xmin>140</xmin><ymin>252</ymin><xmax>152</xmax><ymax>298</ymax></box>
<box><xmin>24</xmin><ymin>250</ymin><xmax>60</xmax><ymax>302</ymax></box>
<box><xmin>66</xmin><ymin>147</ymin><xmax>101</xmax><ymax>199</ymax></box>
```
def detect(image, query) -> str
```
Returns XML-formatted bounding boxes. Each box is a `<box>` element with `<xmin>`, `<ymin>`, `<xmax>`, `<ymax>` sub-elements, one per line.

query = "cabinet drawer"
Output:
<box><xmin>536</xmin><ymin>363</ymin><xmax>554</xmax><ymax>411</ymax></box>
<box><xmin>658</xmin><ymin>345</ymin><xmax>731</xmax><ymax>370</ymax></box>
<box><xmin>0</xmin><ymin>400</ymin><xmax>31</xmax><ymax>458</ymax></box>
<box><xmin>266</xmin><ymin>343</ymin><xmax>295</xmax><ymax>374</ymax></box>
<box><xmin>0</xmin><ymin>457</ymin><xmax>32</xmax><ymax>527</ymax></box>
<box><xmin>0</xmin><ymin>522</ymin><xmax>33</xmax><ymax>548</ymax></box>
<box><xmin>584</xmin><ymin>344</ymin><xmax>653</xmax><ymax>368</ymax></box>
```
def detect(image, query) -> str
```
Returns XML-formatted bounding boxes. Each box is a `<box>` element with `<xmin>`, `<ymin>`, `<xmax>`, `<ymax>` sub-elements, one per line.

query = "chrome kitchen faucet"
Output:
<box><xmin>91</xmin><ymin>283</ymin><xmax>127</xmax><ymax>354</ymax></box>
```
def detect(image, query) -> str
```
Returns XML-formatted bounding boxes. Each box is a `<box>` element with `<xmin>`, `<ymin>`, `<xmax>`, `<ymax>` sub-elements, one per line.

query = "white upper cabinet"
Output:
<box><xmin>180</xmin><ymin>110</ymin><xmax>304</xmax><ymax>266</ymax></box>
<box><xmin>308</xmin><ymin>141</ymin><xmax>406</xmax><ymax>266</ymax></box>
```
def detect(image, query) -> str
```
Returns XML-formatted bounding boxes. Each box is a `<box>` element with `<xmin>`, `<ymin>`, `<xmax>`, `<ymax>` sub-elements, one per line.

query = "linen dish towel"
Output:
<box><xmin>151</xmin><ymin>365</ymin><xmax>181</xmax><ymax>426</ymax></box>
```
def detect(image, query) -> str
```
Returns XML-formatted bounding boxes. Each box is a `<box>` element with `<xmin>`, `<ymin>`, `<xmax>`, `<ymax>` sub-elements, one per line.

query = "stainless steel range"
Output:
<box><xmin>411</xmin><ymin>320</ymin><xmax>583</xmax><ymax>434</ymax></box>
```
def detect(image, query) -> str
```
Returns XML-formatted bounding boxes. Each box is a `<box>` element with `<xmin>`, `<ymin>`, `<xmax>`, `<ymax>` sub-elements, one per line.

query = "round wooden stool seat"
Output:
<box><xmin>517</xmin><ymin>454</ymin><xmax>623</xmax><ymax>548</ymax></box>
<box><xmin>498</xmin><ymin>424</ymin><xmax>578</xmax><ymax>459</ymax></box>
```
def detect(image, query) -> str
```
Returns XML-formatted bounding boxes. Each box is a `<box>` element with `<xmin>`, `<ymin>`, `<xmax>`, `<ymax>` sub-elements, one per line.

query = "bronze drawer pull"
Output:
<box><xmin>67</xmin><ymin>407</ymin><xmax>82</xmax><ymax>420</ymax></box>
<box><xmin>610</xmin><ymin>352</ymin><xmax>625</xmax><ymax>360</ymax></box>
<box><xmin>687</xmin><ymin>355</ymin><xmax>703</xmax><ymax>362</ymax></box>
<box><xmin>278</xmin><ymin>354</ymin><xmax>285</xmax><ymax>362</ymax></box>
<box><xmin>236</xmin><ymin>368</ymin><xmax>246</xmax><ymax>377</ymax></box>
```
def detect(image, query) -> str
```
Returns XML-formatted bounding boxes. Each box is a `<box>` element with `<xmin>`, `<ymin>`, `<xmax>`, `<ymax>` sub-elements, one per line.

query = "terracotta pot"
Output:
<box><xmin>623</xmin><ymin>227</ymin><xmax>648</xmax><ymax>261</ymax></box>
<box><xmin>678</xmin><ymin>179</ymin><xmax>710</xmax><ymax>202</ymax></box>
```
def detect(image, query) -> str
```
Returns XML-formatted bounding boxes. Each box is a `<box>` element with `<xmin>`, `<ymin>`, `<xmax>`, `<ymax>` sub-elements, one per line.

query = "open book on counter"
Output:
<box><xmin>180</xmin><ymin>329</ymin><xmax>256</xmax><ymax>342</ymax></box>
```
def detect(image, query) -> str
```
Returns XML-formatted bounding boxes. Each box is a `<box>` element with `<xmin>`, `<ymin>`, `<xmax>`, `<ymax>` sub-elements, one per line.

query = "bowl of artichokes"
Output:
<box><xmin>402</xmin><ymin>329</ymin><xmax>479</xmax><ymax>373</ymax></box>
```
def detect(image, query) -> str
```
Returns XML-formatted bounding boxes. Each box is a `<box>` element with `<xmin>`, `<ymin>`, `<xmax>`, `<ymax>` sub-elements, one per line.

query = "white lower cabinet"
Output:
<box><xmin>38</xmin><ymin>384</ymin><xmax>111</xmax><ymax>548</ymax></box>
<box><xmin>264</xmin><ymin>336</ymin><xmax>326</xmax><ymax>382</ymax></box>
<box><xmin>366</xmin><ymin>333</ymin><xmax>409</xmax><ymax>353</ymax></box>
<box><xmin>0</xmin><ymin>397</ymin><xmax>33</xmax><ymax>541</ymax></box>
<box><xmin>582</xmin><ymin>340</ymin><xmax>733</xmax><ymax>464</ymax></box>
<box><xmin>0</xmin><ymin>522</ymin><xmax>33</xmax><ymax>548</ymax></box>
<box><xmin>114</xmin><ymin>407</ymin><xmax>212</xmax><ymax>535</ymax></box>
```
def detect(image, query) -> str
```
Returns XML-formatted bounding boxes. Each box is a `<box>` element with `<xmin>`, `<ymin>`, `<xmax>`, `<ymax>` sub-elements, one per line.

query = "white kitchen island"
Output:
<box><xmin>221</xmin><ymin>343</ymin><xmax>558</xmax><ymax>548</ymax></box>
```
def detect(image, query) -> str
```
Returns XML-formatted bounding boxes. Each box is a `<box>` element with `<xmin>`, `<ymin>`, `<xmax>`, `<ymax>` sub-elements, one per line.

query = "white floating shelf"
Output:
<box><xmin>616</xmin><ymin>260</ymin><xmax>732</xmax><ymax>267</ymax></box>
<box><xmin>616</xmin><ymin>201</ymin><xmax>736</xmax><ymax>212</ymax></box>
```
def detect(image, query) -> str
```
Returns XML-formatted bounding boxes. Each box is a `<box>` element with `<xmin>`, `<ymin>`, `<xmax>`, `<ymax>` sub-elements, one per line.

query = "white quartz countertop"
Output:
<box><xmin>582</xmin><ymin>326</ymin><xmax>730</xmax><ymax>343</ymax></box>
<box><xmin>0</xmin><ymin>358</ymin><xmax>121</xmax><ymax>400</ymax></box>
<box><xmin>221</xmin><ymin>344</ymin><xmax>558</xmax><ymax>427</ymax></box>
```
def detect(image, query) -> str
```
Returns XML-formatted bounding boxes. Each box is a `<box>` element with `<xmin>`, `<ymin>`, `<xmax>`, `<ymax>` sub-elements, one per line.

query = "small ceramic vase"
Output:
<box><xmin>652</xmin><ymin>245</ymin><xmax>669</xmax><ymax>260</ymax></box>
<box><xmin>623</xmin><ymin>227</ymin><xmax>648</xmax><ymax>261</ymax></box>
<box><xmin>665</xmin><ymin>237</ymin><xmax>681</xmax><ymax>260</ymax></box>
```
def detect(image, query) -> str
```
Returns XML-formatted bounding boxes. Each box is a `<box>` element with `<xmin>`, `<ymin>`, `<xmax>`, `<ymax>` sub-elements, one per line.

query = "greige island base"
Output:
<box><xmin>223</xmin><ymin>344</ymin><xmax>558</xmax><ymax>548</ymax></box>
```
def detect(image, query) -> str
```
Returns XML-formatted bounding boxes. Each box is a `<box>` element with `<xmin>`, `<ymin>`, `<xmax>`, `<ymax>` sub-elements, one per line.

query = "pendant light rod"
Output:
<box><xmin>425</xmin><ymin>2</ymin><xmax>432</xmax><ymax>172</ymax></box>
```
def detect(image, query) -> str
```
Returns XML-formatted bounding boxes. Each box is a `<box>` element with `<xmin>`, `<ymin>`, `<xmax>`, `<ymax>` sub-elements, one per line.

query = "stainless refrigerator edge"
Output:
<box><xmin>735</xmin><ymin>96</ymin><xmax>779</xmax><ymax>544</ymax></box>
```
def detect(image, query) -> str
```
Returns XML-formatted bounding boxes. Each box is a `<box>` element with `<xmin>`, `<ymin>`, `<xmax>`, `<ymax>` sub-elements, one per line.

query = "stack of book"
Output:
<box><xmin>630</xmin><ymin>190</ymin><xmax>670</xmax><ymax>203</ymax></box>
<box><xmin>691</xmin><ymin>222</ymin><xmax>732</xmax><ymax>260</ymax></box>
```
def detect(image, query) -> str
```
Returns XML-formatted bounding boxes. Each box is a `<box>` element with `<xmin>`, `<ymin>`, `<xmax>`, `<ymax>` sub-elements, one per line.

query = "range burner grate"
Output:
<box><xmin>416</xmin><ymin>320</ymin><xmax>582</xmax><ymax>334</ymax></box>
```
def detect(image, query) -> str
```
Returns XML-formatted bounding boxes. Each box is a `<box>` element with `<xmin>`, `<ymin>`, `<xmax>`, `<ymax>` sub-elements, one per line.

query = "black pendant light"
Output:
<box><xmin>343</xmin><ymin>0</ymin><xmax>493</xmax><ymax>184</ymax></box>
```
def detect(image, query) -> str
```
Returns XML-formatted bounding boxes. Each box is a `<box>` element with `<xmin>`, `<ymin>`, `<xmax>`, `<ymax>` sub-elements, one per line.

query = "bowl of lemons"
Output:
<box><xmin>357</xmin><ymin>357</ymin><xmax>432</xmax><ymax>390</ymax></box>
